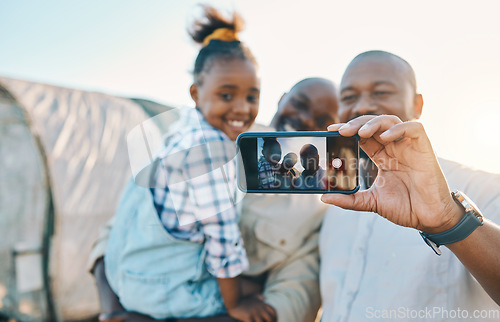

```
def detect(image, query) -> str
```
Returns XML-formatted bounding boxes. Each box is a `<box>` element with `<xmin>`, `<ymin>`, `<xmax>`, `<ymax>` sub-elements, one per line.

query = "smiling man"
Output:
<box><xmin>338</xmin><ymin>51</ymin><xmax>422</xmax><ymax>122</ymax></box>
<box><xmin>320</xmin><ymin>51</ymin><xmax>500</xmax><ymax>322</ymax></box>
<box><xmin>271</xmin><ymin>78</ymin><xmax>339</xmax><ymax>132</ymax></box>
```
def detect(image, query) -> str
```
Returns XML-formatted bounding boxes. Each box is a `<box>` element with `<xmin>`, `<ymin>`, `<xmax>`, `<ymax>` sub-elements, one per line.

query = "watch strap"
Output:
<box><xmin>420</xmin><ymin>210</ymin><xmax>483</xmax><ymax>255</ymax></box>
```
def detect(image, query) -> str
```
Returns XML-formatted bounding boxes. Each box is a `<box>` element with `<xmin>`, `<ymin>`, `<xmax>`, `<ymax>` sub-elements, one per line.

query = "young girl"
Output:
<box><xmin>104</xmin><ymin>6</ymin><xmax>275</xmax><ymax>322</ymax></box>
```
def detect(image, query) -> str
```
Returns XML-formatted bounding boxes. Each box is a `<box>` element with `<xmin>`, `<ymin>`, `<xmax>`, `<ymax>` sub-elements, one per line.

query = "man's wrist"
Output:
<box><xmin>420</xmin><ymin>191</ymin><xmax>484</xmax><ymax>255</ymax></box>
<box><xmin>422</xmin><ymin>197</ymin><xmax>465</xmax><ymax>235</ymax></box>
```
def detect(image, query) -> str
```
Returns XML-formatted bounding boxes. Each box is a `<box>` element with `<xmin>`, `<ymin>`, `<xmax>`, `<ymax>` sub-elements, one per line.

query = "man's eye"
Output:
<box><xmin>291</xmin><ymin>97</ymin><xmax>307</xmax><ymax>110</ymax></box>
<box><xmin>247</xmin><ymin>95</ymin><xmax>259</xmax><ymax>103</ymax></box>
<box><xmin>340</xmin><ymin>95</ymin><xmax>357</xmax><ymax>103</ymax></box>
<box><xmin>373</xmin><ymin>91</ymin><xmax>391</xmax><ymax>97</ymax></box>
<box><xmin>220</xmin><ymin>93</ymin><xmax>233</xmax><ymax>101</ymax></box>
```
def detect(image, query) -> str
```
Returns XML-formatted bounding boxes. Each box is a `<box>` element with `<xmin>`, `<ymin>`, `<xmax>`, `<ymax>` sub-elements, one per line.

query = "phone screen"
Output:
<box><xmin>237</xmin><ymin>132</ymin><xmax>359</xmax><ymax>193</ymax></box>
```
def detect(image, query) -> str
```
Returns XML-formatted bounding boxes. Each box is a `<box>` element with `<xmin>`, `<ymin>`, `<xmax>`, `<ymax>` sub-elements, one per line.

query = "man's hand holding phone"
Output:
<box><xmin>321</xmin><ymin>115</ymin><xmax>464</xmax><ymax>234</ymax></box>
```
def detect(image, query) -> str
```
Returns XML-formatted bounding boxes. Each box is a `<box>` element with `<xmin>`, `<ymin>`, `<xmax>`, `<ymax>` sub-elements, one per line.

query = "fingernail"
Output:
<box><xmin>339</xmin><ymin>123</ymin><xmax>351</xmax><ymax>130</ymax></box>
<box><xmin>359</xmin><ymin>123</ymin><xmax>372</xmax><ymax>132</ymax></box>
<box><xmin>328</xmin><ymin>123</ymin><xmax>344</xmax><ymax>131</ymax></box>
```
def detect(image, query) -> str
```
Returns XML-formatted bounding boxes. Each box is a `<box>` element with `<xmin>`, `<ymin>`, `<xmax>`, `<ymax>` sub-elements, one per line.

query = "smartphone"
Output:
<box><xmin>236</xmin><ymin>131</ymin><xmax>360</xmax><ymax>194</ymax></box>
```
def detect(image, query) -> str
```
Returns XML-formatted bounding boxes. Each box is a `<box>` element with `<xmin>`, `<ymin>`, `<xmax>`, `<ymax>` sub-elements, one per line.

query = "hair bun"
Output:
<box><xmin>188</xmin><ymin>5</ymin><xmax>244</xmax><ymax>45</ymax></box>
<box><xmin>203</xmin><ymin>28</ymin><xmax>239</xmax><ymax>46</ymax></box>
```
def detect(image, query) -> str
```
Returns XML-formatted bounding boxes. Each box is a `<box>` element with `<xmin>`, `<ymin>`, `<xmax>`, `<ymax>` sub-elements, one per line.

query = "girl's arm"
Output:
<box><xmin>218</xmin><ymin>277</ymin><xmax>276</xmax><ymax>322</ymax></box>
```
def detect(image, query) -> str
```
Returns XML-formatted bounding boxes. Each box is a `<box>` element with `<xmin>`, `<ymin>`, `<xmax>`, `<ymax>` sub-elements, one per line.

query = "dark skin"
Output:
<box><xmin>218</xmin><ymin>277</ymin><xmax>276</xmax><ymax>322</ymax></box>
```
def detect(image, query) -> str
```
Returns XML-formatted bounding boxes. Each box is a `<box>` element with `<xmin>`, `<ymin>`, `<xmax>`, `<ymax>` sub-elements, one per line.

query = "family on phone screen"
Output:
<box><xmin>257</xmin><ymin>138</ymin><xmax>326</xmax><ymax>190</ymax></box>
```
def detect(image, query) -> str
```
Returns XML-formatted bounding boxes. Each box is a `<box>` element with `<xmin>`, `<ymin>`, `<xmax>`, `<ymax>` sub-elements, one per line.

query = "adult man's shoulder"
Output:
<box><xmin>439</xmin><ymin>157</ymin><xmax>500</xmax><ymax>222</ymax></box>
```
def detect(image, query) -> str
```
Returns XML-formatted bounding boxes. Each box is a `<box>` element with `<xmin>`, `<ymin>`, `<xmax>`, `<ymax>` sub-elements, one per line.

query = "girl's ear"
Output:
<box><xmin>190</xmin><ymin>84</ymin><xmax>199</xmax><ymax>105</ymax></box>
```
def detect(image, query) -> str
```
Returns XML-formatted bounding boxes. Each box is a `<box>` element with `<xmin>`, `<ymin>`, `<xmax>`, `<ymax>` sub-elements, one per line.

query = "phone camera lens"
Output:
<box><xmin>332</xmin><ymin>158</ymin><xmax>342</xmax><ymax>169</ymax></box>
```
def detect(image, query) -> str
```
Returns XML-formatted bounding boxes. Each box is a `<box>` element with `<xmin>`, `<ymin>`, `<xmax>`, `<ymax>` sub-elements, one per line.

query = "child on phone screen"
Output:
<box><xmin>257</xmin><ymin>138</ymin><xmax>282</xmax><ymax>189</ymax></box>
<box><xmin>104</xmin><ymin>6</ymin><xmax>276</xmax><ymax>322</ymax></box>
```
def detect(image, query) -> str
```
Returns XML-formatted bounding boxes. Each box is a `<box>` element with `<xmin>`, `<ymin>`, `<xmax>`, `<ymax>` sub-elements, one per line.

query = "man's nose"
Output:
<box><xmin>352</xmin><ymin>93</ymin><xmax>378</xmax><ymax>117</ymax></box>
<box><xmin>298</xmin><ymin>115</ymin><xmax>315</xmax><ymax>130</ymax></box>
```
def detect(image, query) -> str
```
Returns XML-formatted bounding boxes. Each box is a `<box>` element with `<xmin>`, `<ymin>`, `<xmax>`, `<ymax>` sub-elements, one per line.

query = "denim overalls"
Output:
<box><xmin>104</xmin><ymin>179</ymin><xmax>225</xmax><ymax>319</ymax></box>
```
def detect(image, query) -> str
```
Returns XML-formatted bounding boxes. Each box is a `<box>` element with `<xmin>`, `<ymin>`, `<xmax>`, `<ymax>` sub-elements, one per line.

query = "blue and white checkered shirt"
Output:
<box><xmin>150</xmin><ymin>108</ymin><xmax>248</xmax><ymax>278</ymax></box>
<box><xmin>257</xmin><ymin>156</ymin><xmax>277</xmax><ymax>189</ymax></box>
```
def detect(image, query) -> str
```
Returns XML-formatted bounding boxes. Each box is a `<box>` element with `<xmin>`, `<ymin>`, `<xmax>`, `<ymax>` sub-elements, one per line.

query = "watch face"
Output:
<box><xmin>453</xmin><ymin>190</ymin><xmax>484</xmax><ymax>223</ymax></box>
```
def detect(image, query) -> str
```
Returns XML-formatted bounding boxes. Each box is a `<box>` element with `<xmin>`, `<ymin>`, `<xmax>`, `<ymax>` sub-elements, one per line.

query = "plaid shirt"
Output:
<box><xmin>150</xmin><ymin>108</ymin><xmax>248</xmax><ymax>278</ymax></box>
<box><xmin>257</xmin><ymin>156</ymin><xmax>277</xmax><ymax>189</ymax></box>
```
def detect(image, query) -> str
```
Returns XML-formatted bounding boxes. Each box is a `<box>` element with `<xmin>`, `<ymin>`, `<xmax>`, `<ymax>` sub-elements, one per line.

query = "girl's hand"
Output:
<box><xmin>227</xmin><ymin>294</ymin><xmax>277</xmax><ymax>322</ymax></box>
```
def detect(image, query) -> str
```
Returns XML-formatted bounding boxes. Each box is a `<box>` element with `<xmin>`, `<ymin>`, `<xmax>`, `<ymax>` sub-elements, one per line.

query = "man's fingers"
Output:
<box><xmin>379</xmin><ymin>121</ymin><xmax>426</xmax><ymax>140</ymax></box>
<box><xmin>264</xmin><ymin>304</ymin><xmax>277</xmax><ymax>321</ymax></box>
<box><xmin>327</xmin><ymin>123</ymin><xmax>345</xmax><ymax>131</ymax></box>
<box><xmin>328</xmin><ymin>115</ymin><xmax>402</xmax><ymax>140</ymax></box>
<box><xmin>257</xmin><ymin>306</ymin><xmax>275</xmax><ymax>322</ymax></box>
<box><xmin>335</xmin><ymin>115</ymin><xmax>378</xmax><ymax>136</ymax></box>
<box><xmin>321</xmin><ymin>190</ymin><xmax>375</xmax><ymax>213</ymax></box>
<box><xmin>379</xmin><ymin>121</ymin><xmax>431</xmax><ymax>150</ymax></box>
<box><xmin>357</xmin><ymin>115</ymin><xmax>403</xmax><ymax>138</ymax></box>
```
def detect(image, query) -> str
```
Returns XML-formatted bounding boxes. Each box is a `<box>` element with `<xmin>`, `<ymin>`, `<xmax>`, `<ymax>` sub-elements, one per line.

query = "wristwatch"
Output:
<box><xmin>420</xmin><ymin>190</ymin><xmax>484</xmax><ymax>255</ymax></box>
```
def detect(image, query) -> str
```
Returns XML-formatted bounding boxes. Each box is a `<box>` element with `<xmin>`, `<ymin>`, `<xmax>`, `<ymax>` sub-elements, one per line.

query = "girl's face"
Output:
<box><xmin>263</xmin><ymin>143</ymin><xmax>282</xmax><ymax>166</ymax></box>
<box><xmin>190</xmin><ymin>58</ymin><xmax>260</xmax><ymax>141</ymax></box>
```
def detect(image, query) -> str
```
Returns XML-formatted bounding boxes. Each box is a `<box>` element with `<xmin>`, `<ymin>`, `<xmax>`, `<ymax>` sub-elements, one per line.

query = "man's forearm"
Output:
<box><xmin>447</xmin><ymin>218</ymin><xmax>500</xmax><ymax>305</ymax></box>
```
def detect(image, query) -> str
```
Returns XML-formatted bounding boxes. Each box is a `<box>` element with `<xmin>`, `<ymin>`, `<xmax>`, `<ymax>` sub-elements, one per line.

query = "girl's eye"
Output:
<box><xmin>247</xmin><ymin>95</ymin><xmax>259</xmax><ymax>103</ymax></box>
<box><xmin>220</xmin><ymin>93</ymin><xmax>233</xmax><ymax>101</ymax></box>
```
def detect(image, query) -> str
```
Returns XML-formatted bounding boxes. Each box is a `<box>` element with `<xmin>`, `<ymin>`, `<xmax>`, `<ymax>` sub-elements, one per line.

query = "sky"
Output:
<box><xmin>1</xmin><ymin>0</ymin><xmax>500</xmax><ymax>173</ymax></box>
